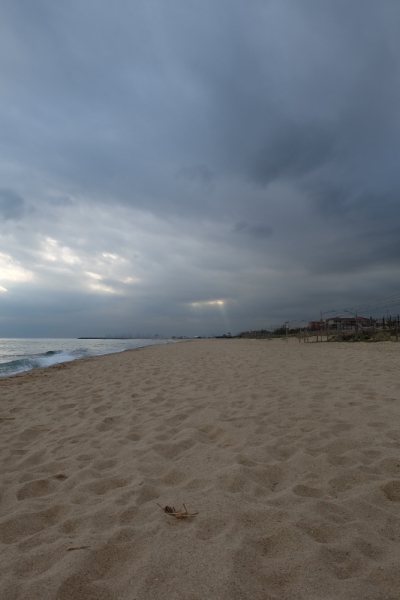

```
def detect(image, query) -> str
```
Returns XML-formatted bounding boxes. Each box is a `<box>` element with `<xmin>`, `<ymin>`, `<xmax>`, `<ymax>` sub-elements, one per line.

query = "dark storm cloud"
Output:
<box><xmin>2</xmin><ymin>1</ymin><xmax>400</xmax><ymax>206</ymax></box>
<box><xmin>234</xmin><ymin>222</ymin><xmax>273</xmax><ymax>239</ymax></box>
<box><xmin>248</xmin><ymin>124</ymin><xmax>335</xmax><ymax>186</ymax></box>
<box><xmin>177</xmin><ymin>164</ymin><xmax>215</xmax><ymax>186</ymax></box>
<box><xmin>1</xmin><ymin>0</ymin><xmax>400</xmax><ymax>335</ymax></box>
<box><xmin>0</xmin><ymin>189</ymin><xmax>25</xmax><ymax>220</ymax></box>
<box><xmin>49</xmin><ymin>196</ymin><xmax>74</xmax><ymax>207</ymax></box>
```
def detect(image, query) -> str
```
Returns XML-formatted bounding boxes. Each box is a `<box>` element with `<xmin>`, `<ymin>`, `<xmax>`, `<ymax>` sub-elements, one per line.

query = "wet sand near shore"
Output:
<box><xmin>1</xmin><ymin>338</ymin><xmax>400</xmax><ymax>599</ymax></box>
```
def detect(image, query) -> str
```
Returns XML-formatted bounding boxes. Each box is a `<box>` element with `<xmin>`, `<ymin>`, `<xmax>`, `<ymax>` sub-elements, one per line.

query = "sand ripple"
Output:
<box><xmin>1</xmin><ymin>339</ymin><xmax>400</xmax><ymax>599</ymax></box>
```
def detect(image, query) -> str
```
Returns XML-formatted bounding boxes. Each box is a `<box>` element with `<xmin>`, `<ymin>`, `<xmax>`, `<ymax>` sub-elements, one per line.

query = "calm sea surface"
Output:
<box><xmin>0</xmin><ymin>338</ymin><xmax>172</xmax><ymax>377</ymax></box>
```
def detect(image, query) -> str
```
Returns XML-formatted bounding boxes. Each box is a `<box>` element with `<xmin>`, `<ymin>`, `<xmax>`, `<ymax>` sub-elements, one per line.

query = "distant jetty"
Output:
<box><xmin>78</xmin><ymin>335</ymin><xmax>163</xmax><ymax>340</ymax></box>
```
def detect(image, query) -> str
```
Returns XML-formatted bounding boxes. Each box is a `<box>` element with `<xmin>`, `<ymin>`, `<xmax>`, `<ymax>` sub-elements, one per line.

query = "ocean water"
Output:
<box><xmin>0</xmin><ymin>338</ymin><xmax>172</xmax><ymax>377</ymax></box>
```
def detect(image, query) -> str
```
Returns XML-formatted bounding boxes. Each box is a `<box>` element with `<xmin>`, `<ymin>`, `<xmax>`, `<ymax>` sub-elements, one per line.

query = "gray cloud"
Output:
<box><xmin>248</xmin><ymin>124</ymin><xmax>335</xmax><ymax>186</ymax></box>
<box><xmin>0</xmin><ymin>189</ymin><xmax>25</xmax><ymax>220</ymax></box>
<box><xmin>1</xmin><ymin>0</ymin><xmax>400</xmax><ymax>335</ymax></box>
<box><xmin>49</xmin><ymin>195</ymin><xmax>75</xmax><ymax>207</ymax></box>
<box><xmin>177</xmin><ymin>164</ymin><xmax>215</xmax><ymax>186</ymax></box>
<box><xmin>234</xmin><ymin>222</ymin><xmax>273</xmax><ymax>239</ymax></box>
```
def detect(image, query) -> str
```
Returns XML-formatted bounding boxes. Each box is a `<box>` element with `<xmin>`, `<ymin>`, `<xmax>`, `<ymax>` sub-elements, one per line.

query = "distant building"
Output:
<box><xmin>308</xmin><ymin>316</ymin><xmax>374</xmax><ymax>331</ymax></box>
<box><xmin>326</xmin><ymin>316</ymin><xmax>374</xmax><ymax>330</ymax></box>
<box><xmin>308</xmin><ymin>320</ymin><xmax>324</xmax><ymax>331</ymax></box>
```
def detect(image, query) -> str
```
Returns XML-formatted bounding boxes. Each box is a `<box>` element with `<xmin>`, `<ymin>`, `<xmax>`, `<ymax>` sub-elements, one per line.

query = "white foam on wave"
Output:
<box><xmin>0</xmin><ymin>339</ymin><xmax>173</xmax><ymax>377</ymax></box>
<box><xmin>35</xmin><ymin>351</ymin><xmax>77</xmax><ymax>368</ymax></box>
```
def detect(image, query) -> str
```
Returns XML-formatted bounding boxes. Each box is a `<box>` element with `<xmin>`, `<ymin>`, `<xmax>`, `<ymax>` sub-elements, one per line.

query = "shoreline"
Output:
<box><xmin>0</xmin><ymin>338</ymin><xmax>174</xmax><ymax>379</ymax></box>
<box><xmin>1</xmin><ymin>339</ymin><xmax>400</xmax><ymax>599</ymax></box>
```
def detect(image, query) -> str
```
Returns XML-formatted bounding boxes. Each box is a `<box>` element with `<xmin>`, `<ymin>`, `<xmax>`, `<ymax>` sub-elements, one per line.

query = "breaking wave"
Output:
<box><xmin>0</xmin><ymin>339</ymin><xmax>171</xmax><ymax>377</ymax></box>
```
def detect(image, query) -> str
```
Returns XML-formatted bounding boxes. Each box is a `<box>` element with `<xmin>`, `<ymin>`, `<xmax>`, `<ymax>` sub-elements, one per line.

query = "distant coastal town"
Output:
<box><xmin>234</xmin><ymin>314</ymin><xmax>400</xmax><ymax>342</ymax></box>
<box><xmin>77</xmin><ymin>314</ymin><xmax>400</xmax><ymax>343</ymax></box>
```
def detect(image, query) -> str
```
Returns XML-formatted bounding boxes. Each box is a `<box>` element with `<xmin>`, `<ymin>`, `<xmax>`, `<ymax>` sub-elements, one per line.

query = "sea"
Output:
<box><xmin>0</xmin><ymin>338</ymin><xmax>173</xmax><ymax>377</ymax></box>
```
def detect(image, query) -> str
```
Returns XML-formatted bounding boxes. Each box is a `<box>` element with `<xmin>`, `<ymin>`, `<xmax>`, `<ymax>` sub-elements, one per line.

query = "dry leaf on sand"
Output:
<box><xmin>157</xmin><ymin>503</ymin><xmax>198</xmax><ymax>519</ymax></box>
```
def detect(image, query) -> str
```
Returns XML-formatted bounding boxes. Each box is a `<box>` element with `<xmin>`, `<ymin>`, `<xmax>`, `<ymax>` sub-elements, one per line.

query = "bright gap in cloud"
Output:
<box><xmin>0</xmin><ymin>252</ymin><xmax>33</xmax><ymax>282</ymax></box>
<box><xmin>89</xmin><ymin>282</ymin><xmax>118</xmax><ymax>294</ymax></box>
<box><xmin>40</xmin><ymin>237</ymin><xmax>81</xmax><ymax>265</ymax></box>
<box><xmin>102</xmin><ymin>252</ymin><xmax>119</xmax><ymax>260</ymax></box>
<box><xmin>86</xmin><ymin>271</ymin><xmax>103</xmax><ymax>280</ymax></box>
<box><xmin>190</xmin><ymin>299</ymin><xmax>225</xmax><ymax>307</ymax></box>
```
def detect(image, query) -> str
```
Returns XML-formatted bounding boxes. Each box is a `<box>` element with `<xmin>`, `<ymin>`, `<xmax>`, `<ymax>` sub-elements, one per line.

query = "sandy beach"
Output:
<box><xmin>1</xmin><ymin>338</ymin><xmax>400</xmax><ymax>599</ymax></box>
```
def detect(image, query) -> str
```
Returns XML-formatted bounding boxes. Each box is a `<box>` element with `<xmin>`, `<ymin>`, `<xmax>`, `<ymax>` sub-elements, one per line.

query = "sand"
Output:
<box><xmin>1</xmin><ymin>338</ymin><xmax>400</xmax><ymax>600</ymax></box>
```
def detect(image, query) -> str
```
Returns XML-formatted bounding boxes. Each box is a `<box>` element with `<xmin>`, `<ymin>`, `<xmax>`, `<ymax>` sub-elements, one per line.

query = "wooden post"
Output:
<box><xmin>396</xmin><ymin>322</ymin><xmax>398</xmax><ymax>342</ymax></box>
<box><xmin>372</xmin><ymin>323</ymin><xmax>375</xmax><ymax>340</ymax></box>
<box><xmin>320</xmin><ymin>310</ymin><xmax>322</xmax><ymax>343</ymax></box>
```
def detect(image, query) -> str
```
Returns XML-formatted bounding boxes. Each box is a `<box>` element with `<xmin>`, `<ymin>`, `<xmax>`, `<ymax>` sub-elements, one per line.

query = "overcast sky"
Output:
<box><xmin>1</xmin><ymin>0</ymin><xmax>400</xmax><ymax>337</ymax></box>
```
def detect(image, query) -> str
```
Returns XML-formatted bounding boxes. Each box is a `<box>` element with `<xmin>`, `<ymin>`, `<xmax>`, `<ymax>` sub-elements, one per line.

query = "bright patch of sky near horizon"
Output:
<box><xmin>1</xmin><ymin>0</ymin><xmax>400</xmax><ymax>337</ymax></box>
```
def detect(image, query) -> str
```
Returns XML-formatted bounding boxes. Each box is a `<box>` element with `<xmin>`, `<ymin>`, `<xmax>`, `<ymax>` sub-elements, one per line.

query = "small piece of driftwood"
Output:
<box><xmin>157</xmin><ymin>503</ymin><xmax>198</xmax><ymax>519</ymax></box>
<box><xmin>67</xmin><ymin>545</ymin><xmax>91</xmax><ymax>551</ymax></box>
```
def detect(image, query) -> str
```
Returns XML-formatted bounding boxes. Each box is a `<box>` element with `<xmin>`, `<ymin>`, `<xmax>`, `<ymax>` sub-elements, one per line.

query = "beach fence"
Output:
<box><xmin>296</xmin><ymin>315</ymin><xmax>400</xmax><ymax>342</ymax></box>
